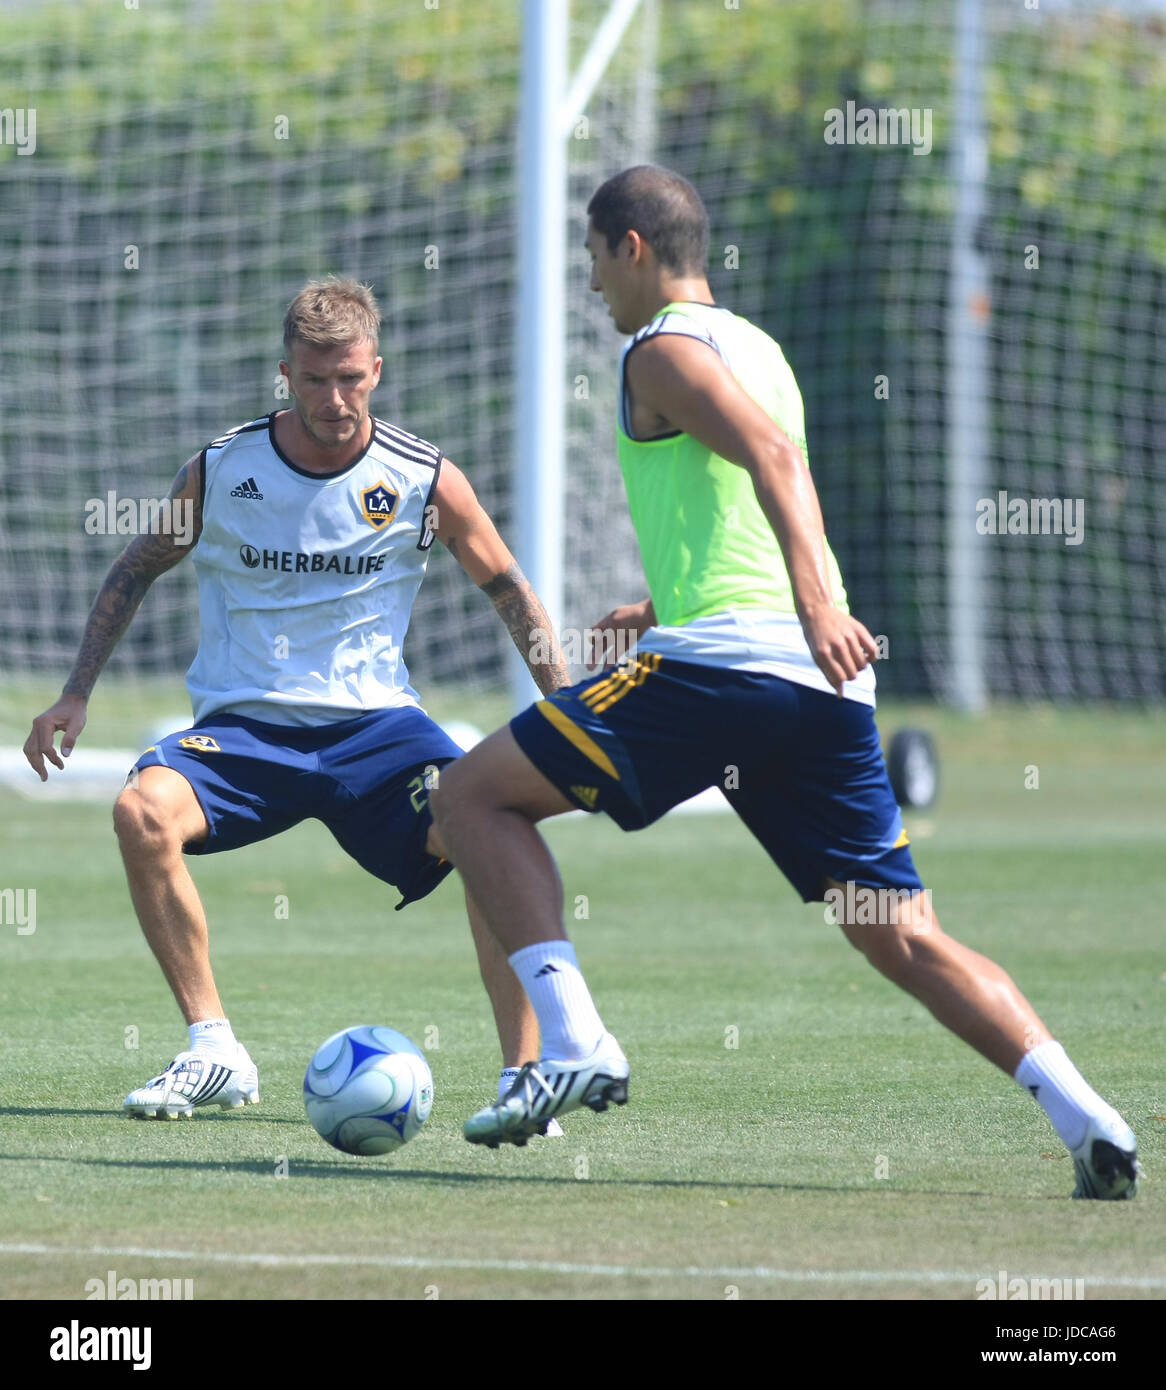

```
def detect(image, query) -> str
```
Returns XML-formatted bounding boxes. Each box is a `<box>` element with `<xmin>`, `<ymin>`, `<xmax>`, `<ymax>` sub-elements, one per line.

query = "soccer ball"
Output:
<box><xmin>304</xmin><ymin>1025</ymin><xmax>434</xmax><ymax>1155</ymax></box>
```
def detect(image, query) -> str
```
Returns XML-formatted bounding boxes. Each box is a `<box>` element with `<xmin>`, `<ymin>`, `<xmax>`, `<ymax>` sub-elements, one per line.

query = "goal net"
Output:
<box><xmin>0</xmin><ymin>0</ymin><xmax>1161</xmax><ymax>705</ymax></box>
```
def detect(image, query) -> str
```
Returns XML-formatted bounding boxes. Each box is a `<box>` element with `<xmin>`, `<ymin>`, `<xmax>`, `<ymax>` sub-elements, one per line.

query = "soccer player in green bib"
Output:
<box><xmin>431</xmin><ymin>166</ymin><xmax>1138</xmax><ymax>1199</ymax></box>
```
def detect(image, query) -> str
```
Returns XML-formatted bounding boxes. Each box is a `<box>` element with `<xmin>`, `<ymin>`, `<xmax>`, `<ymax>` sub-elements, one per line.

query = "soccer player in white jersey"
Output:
<box><xmin>430</xmin><ymin>167</ymin><xmax>1139</xmax><ymax>1199</ymax></box>
<box><xmin>24</xmin><ymin>277</ymin><xmax>569</xmax><ymax>1122</ymax></box>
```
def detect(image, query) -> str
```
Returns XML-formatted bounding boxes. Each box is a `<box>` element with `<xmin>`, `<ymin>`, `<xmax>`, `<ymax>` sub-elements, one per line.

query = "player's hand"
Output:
<box><xmin>799</xmin><ymin>607</ymin><xmax>880</xmax><ymax>696</ymax></box>
<box><xmin>23</xmin><ymin>695</ymin><xmax>88</xmax><ymax>780</ymax></box>
<box><xmin>587</xmin><ymin>600</ymin><xmax>655</xmax><ymax>671</ymax></box>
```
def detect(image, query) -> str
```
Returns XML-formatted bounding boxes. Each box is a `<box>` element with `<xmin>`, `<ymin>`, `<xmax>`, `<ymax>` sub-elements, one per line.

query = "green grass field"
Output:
<box><xmin>1</xmin><ymin>682</ymin><xmax>1163</xmax><ymax>1300</ymax></box>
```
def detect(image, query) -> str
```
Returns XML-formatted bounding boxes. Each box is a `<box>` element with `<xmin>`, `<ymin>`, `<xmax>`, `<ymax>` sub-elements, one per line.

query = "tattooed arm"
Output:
<box><xmin>431</xmin><ymin>459</ymin><xmax>569</xmax><ymax>697</ymax></box>
<box><xmin>23</xmin><ymin>454</ymin><xmax>203</xmax><ymax>779</ymax></box>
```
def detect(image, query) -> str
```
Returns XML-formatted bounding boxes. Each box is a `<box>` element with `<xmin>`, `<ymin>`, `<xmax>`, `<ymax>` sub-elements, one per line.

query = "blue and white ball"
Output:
<box><xmin>304</xmin><ymin>1025</ymin><xmax>434</xmax><ymax>1155</ymax></box>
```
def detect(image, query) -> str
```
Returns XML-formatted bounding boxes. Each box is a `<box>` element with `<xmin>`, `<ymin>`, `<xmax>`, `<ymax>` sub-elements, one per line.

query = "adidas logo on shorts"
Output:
<box><xmin>230</xmin><ymin>476</ymin><xmax>264</xmax><ymax>500</ymax></box>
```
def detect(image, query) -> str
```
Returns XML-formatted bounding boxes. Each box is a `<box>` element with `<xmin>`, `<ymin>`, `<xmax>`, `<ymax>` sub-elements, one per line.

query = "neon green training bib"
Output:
<box><xmin>616</xmin><ymin>300</ymin><xmax>848</xmax><ymax>628</ymax></box>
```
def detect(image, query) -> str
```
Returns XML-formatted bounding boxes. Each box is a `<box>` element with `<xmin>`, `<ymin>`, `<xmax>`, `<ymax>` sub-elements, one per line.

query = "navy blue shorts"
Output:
<box><xmin>132</xmin><ymin>707</ymin><xmax>463</xmax><ymax>909</ymax></box>
<box><xmin>509</xmin><ymin>655</ymin><xmax>923</xmax><ymax>904</ymax></box>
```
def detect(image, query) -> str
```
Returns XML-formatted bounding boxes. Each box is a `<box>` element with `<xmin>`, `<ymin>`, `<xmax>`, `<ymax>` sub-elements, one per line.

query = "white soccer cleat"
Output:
<box><xmin>1070</xmin><ymin>1112</ymin><xmax>1141</xmax><ymax>1200</ymax></box>
<box><xmin>124</xmin><ymin>1049</ymin><xmax>260</xmax><ymax>1120</ymax></box>
<box><xmin>466</xmin><ymin>1032</ymin><xmax>629</xmax><ymax>1148</ymax></box>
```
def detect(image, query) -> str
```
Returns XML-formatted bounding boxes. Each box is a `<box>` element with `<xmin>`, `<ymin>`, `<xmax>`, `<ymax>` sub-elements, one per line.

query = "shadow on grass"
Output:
<box><xmin>0</xmin><ymin>1150</ymin><xmax>1040</xmax><ymax>1199</ymax></box>
<box><xmin>0</xmin><ymin>1106</ymin><xmax>302</xmax><ymax>1124</ymax></box>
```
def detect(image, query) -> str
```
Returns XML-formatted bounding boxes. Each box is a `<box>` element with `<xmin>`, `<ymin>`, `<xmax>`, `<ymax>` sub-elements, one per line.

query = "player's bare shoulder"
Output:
<box><xmin>626</xmin><ymin>327</ymin><xmax>723</xmax><ymax>392</ymax></box>
<box><xmin>623</xmin><ymin>331</ymin><xmax>716</xmax><ymax>439</ymax></box>
<box><xmin>429</xmin><ymin>457</ymin><xmax>474</xmax><ymax>527</ymax></box>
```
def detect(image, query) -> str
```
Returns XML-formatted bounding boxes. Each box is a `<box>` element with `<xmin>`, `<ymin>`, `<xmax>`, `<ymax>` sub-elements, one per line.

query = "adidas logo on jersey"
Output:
<box><xmin>230</xmin><ymin>476</ymin><xmax>264</xmax><ymax>500</ymax></box>
<box><xmin>570</xmin><ymin>784</ymin><xmax>599</xmax><ymax>809</ymax></box>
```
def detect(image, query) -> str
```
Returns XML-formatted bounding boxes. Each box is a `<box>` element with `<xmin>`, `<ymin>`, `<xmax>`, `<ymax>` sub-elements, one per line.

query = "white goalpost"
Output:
<box><xmin>511</xmin><ymin>0</ymin><xmax>649</xmax><ymax>708</ymax></box>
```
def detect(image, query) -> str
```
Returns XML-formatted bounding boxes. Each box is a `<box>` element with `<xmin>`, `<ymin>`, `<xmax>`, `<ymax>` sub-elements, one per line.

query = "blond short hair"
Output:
<box><xmin>283</xmin><ymin>276</ymin><xmax>380</xmax><ymax>353</ymax></box>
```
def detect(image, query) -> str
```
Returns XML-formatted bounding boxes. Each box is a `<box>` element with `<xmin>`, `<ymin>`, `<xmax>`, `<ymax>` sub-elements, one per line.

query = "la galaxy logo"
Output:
<box><xmin>178</xmin><ymin>735</ymin><xmax>222</xmax><ymax>753</ymax></box>
<box><xmin>361</xmin><ymin>481</ymin><xmax>399</xmax><ymax>530</ymax></box>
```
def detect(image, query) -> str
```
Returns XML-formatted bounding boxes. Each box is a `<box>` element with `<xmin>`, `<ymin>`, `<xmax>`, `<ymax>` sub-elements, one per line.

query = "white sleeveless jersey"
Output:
<box><xmin>186</xmin><ymin>412</ymin><xmax>442</xmax><ymax>726</ymax></box>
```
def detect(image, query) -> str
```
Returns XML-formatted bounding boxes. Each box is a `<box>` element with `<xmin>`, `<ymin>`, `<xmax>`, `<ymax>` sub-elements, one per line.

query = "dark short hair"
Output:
<box><xmin>587</xmin><ymin>165</ymin><xmax>709</xmax><ymax>274</ymax></box>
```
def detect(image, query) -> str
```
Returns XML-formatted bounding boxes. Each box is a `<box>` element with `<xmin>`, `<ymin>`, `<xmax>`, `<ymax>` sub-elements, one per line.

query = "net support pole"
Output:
<box><xmin>512</xmin><ymin>0</ymin><xmax>643</xmax><ymax>712</ymax></box>
<box><xmin>946</xmin><ymin>0</ymin><xmax>989</xmax><ymax>712</ymax></box>
<box><xmin>511</xmin><ymin>0</ymin><xmax>568</xmax><ymax>708</ymax></box>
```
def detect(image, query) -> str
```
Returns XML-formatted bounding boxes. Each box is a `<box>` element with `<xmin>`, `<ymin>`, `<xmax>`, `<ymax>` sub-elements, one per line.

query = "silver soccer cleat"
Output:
<box><xmin>466</xmin><ymin>1032</ymin><xmax>629</xmax><ymax>1148</ymax></box>
<box><xmin>1070</xmin><ymin>1112</ymin><xmax>1141</xmax><ymax>1200</ymax></box>
<box><xmin>124</xmin><ymin>1049</ymin><xmax>260</xmax><ymax>1120</ymax></box>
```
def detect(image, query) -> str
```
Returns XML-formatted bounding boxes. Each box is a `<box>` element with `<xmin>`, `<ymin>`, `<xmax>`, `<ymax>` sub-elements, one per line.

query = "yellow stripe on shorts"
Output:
<box><xmin>535</xmin><ymin>701</ymin><xmax>620</xmax><ymax>781</ymax></box>
<box><xmin>577</xmin><ymin>668</ymin><xmax>622</xmax><ymax>707</ymax></box>
<box><xmin>581</xmin><ymin>653</ymin><xmax>661</xmax><ymax>715</ymax></box>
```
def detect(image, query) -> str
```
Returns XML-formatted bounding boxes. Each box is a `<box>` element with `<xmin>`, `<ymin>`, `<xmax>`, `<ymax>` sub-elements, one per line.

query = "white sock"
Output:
<box><xmin>508</xmin><ymin>941</ymin><xmax>605</xmax><ymax>1061</ymax></box>
<box><xmin>188</xmin><ymin>1018</ymin><xmax>240</xmax><ymax>1062</ymax></box>
<box><xmin>1014</xmin><ymin>1040</ymin><xmax>1122</xmax><ymax>1152</ymax></box>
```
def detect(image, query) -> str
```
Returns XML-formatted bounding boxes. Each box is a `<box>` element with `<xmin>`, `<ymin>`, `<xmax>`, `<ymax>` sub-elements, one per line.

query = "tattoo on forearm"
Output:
<box><xmin>478</xmin><ymin>561</ymin><xmax>525</xmax><ymax>606</ymax></box>
<box><xmin>63</xmin><ymin>555</ymin><xmax>154</xmax><ymax>698</ymax></box>
<box><xmin>63</xmin><ymin>461</ymin><xmax>198</xmax><ymax>699</ymax></box>
<box><xmin>481</xmin><ymin>563</ymin><xmax>570</xmax><ymax>696</ymax></box>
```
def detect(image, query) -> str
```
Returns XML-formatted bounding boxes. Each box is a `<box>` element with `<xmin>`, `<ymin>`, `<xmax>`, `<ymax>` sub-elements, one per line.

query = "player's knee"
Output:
<box><xmin>428</xmin><ymin>768</ymin><xmax>478</xmax><ymax>838</ymax></box>
<box><xmin>867</xmin><ymin>930</ymin><xmax>917</xmax><ymax>982</ymax></box>
<box><xmin>844</xmin><ymin>919</ymin><xmax>903</xmax><ymax>971</ymax></box>
<box><xmin>853</xmin><ymin>922</ymin><xmax>944</xmax><ymax>985</ymax></box>
<box><xmin>113</xmin><ymin>786</ymin><xmax>182</xmax><ymax>857</ymax></box>
<box><xmin>427</xmin><ymin>782</ymin><xmax>462</xmax><ymax>851</ymax></box>
<box><xmin>112</xmin><ymin>786</ymin><xmax>152</xmax><ymax>846</ymax></box>
<box><xmin>424</xmin><ymin>819</ymin><xmax>448</xmax><ymax>861</ymax></box>
<box><xmin>836</xmin><ymin>885</ymin><xmax>938</xmax><ymax>977</ymax></box>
